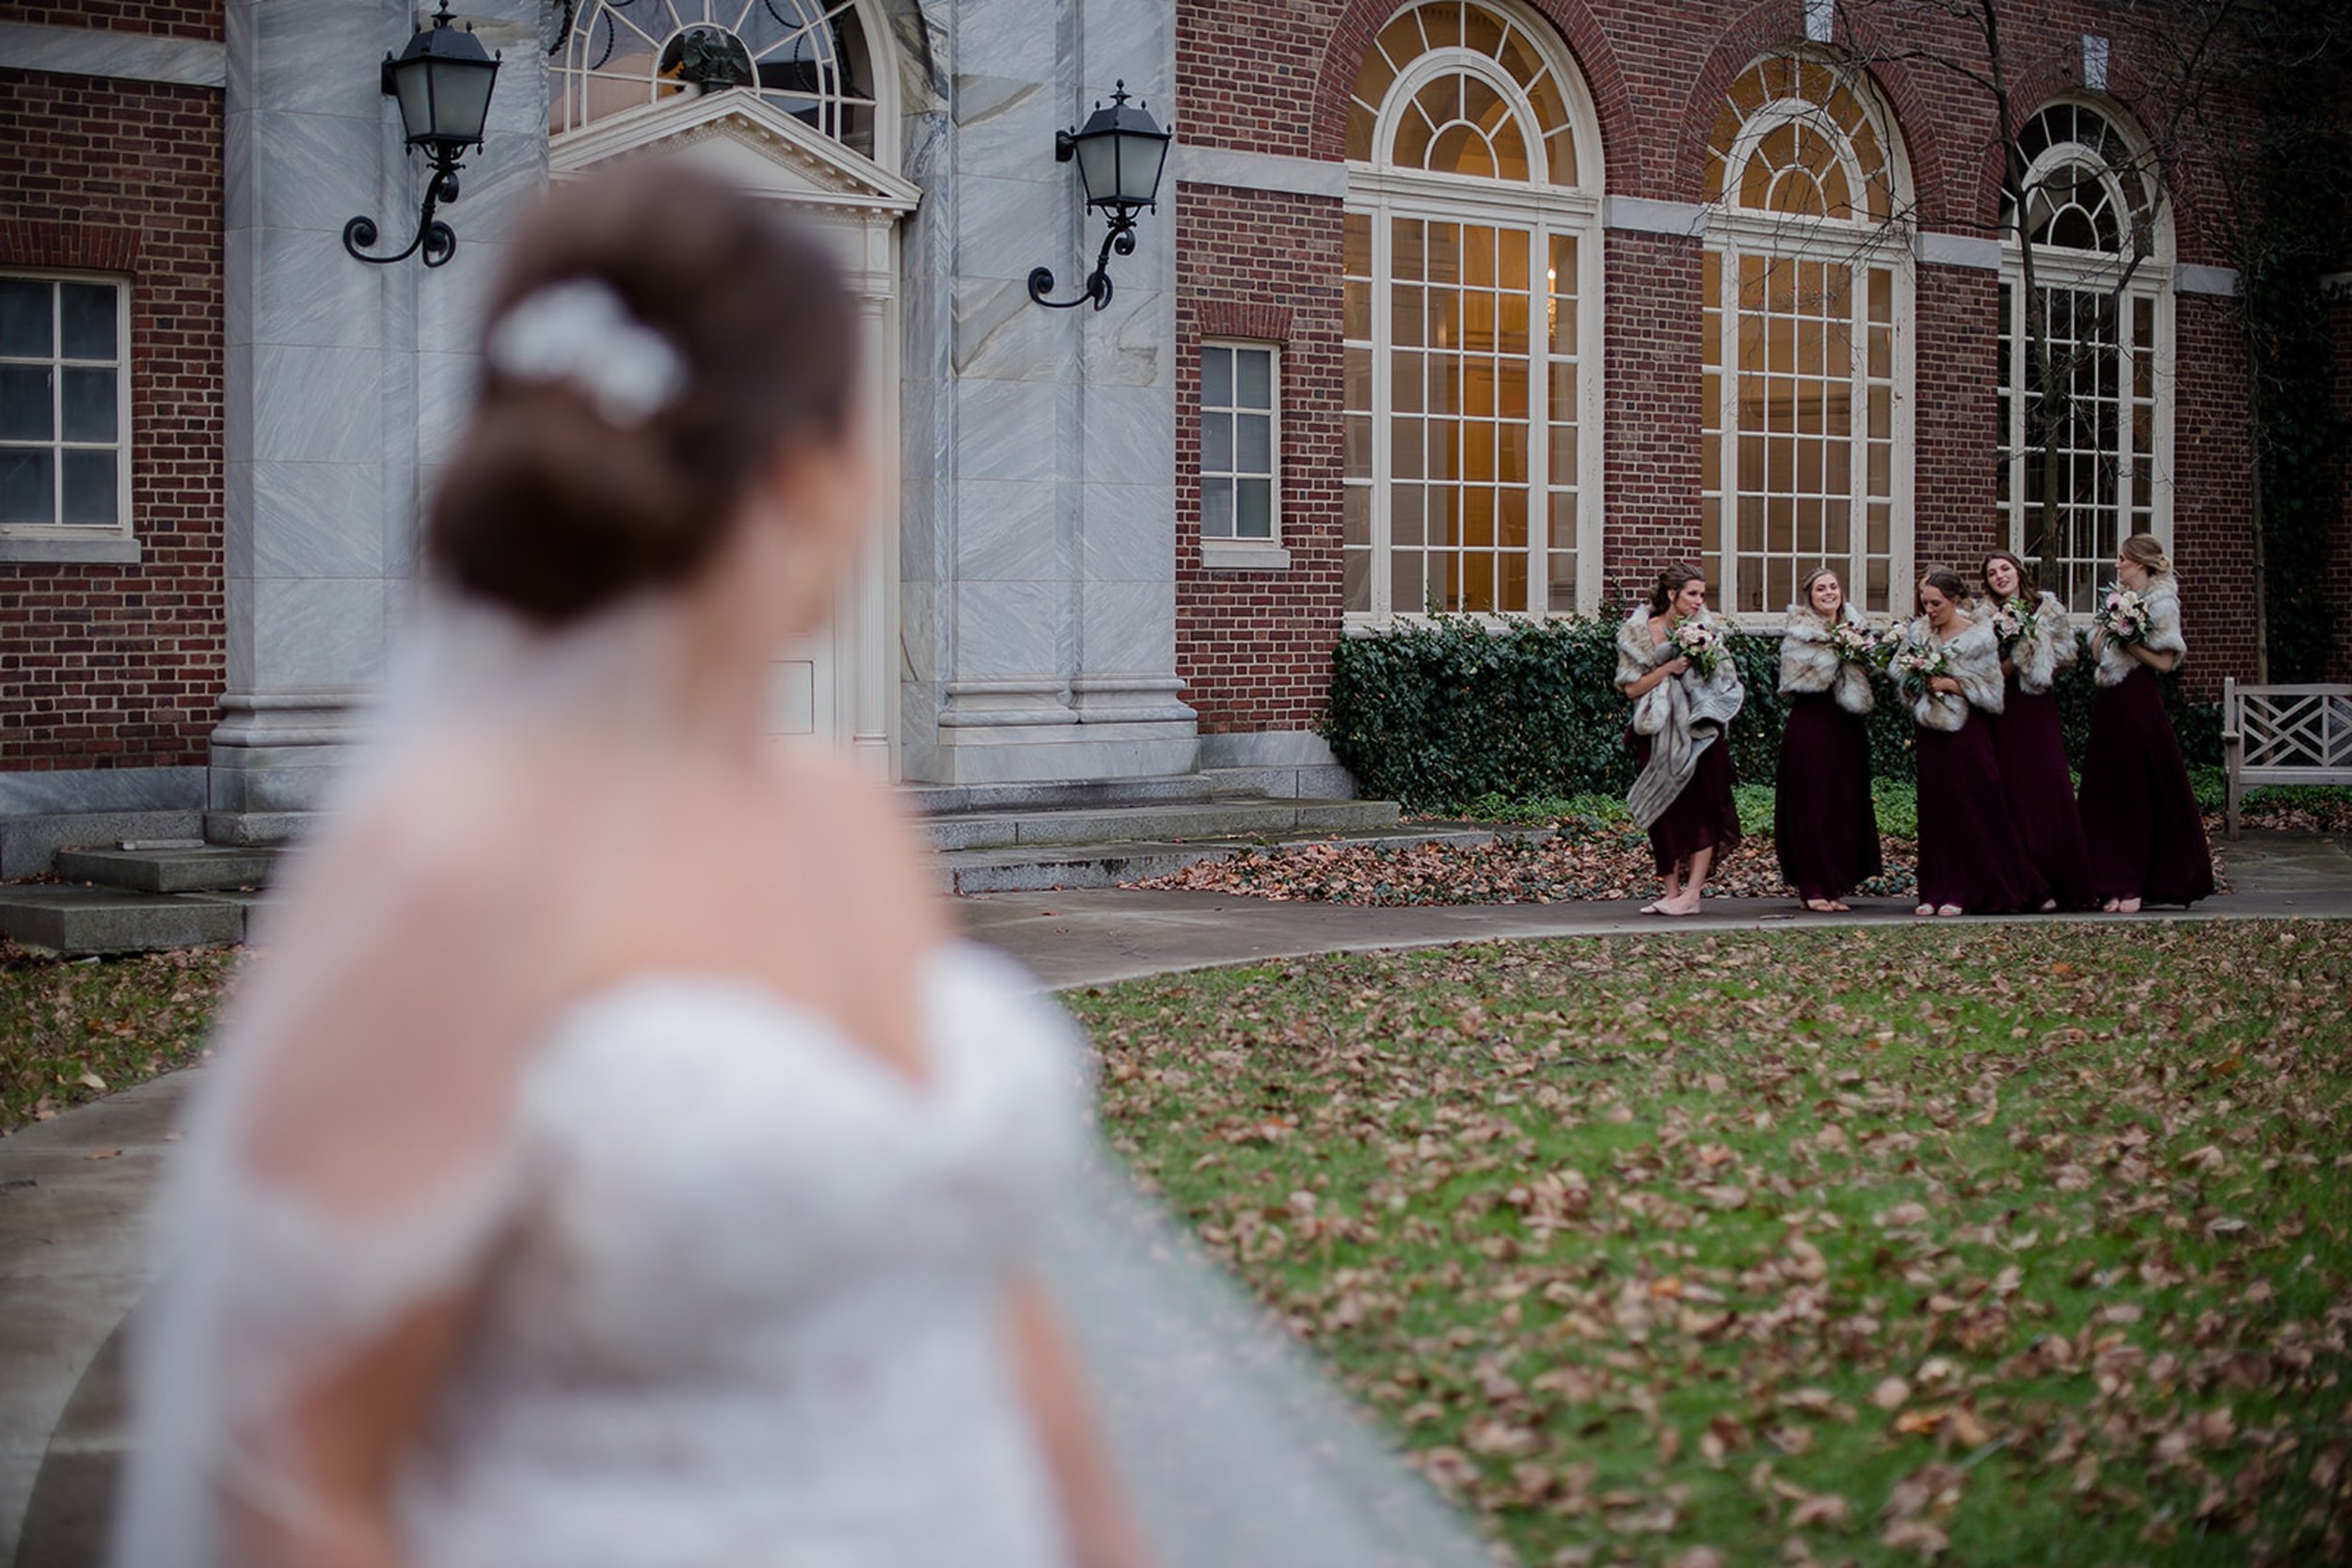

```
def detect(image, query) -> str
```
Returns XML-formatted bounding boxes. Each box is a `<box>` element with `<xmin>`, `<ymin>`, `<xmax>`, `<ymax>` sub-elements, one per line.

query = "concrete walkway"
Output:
<box><xmin>5</xmin><ymin>832</ymin><xmax>2346</xmax><ymax>1566</ymax></box>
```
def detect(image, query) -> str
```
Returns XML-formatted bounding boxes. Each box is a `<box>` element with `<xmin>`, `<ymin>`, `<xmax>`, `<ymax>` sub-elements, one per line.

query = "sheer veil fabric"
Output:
<box><xmin>109</xmin><ymin>592</ymin><xmax>1497</xmax><ymax>1568</ymax></box>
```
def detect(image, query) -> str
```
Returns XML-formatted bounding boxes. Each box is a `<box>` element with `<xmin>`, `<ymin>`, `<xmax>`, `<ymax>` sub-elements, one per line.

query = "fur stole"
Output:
<box><xmin>1908</xmin><ymin>615</ymin><xmax>2005</xmax><ymax>733</ymax></box>
<box><xmin>1618</xmin><ymin>604</ymin><xmax>1745</xmax><ymax>830</ymax></box>
<box><xmin>1778</xmin><ymin>602</ymin><xmax>1875</xmax><ymax>716</ymax></box>
<box><xmin>2002</xmin><ymin>591</ymin><xmax>2077</xmax><ymax>696</ymax></box>
<box><xmin>2093</xmin><ymin>575</ymin><xmax>2186</xmax><ymax>688</ymax></box>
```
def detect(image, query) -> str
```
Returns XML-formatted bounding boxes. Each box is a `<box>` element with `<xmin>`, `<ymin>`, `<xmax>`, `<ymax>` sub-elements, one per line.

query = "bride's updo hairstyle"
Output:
<box><xmin>429</xmin><ymin>162</ymin><xmax>857</xmax><ymax>626</ymax></box>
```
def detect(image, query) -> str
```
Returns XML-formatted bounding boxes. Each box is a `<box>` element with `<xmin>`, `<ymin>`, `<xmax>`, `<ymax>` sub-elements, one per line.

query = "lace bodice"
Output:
<box><xmin>116</xmin><ymin>945</ymin><xmax>1088</xmax><ymax>1568</ymax></box>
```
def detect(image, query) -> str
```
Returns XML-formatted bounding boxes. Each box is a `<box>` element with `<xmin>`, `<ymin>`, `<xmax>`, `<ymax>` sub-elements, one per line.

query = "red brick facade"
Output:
<box><xmin>1173</xmin><ymin>0</ymin><xmax>2279</xmax><ymax>728</ymax></box>
<box><xmin>0</xmin><ymin>67</ymin><xmax>225</xmax><ymax>772</ymax></box>
<box><xmin>0</xmin><ymin>4</ymin><xmax>222</xmax><ymax>41</ymax></box>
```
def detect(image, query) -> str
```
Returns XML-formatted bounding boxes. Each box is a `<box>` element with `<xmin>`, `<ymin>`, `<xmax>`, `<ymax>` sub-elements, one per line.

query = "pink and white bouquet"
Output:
<box><xmin>2095</xmin><ymin>584</ymin><xmax>2152</xmax><ymax>646</ymax></box>
<box><xmin>1831</xmin><ymin>619</ymin><xmax>1891</xmax><ymax>668</ymax></box>
<box><xmin>1671</xmin><ymin>617</ymin><xmax>1726</xmax><ymax>678</ymax></box>
<box><xmin>1883</xmin><ymin>636</ymin><xmax>1950</xmax><ymax>703</ymax></box>
<box><xmin>1988</xmin><ymin>594</ymin><xmax>2040</xmax><ymax>655</ymax></box>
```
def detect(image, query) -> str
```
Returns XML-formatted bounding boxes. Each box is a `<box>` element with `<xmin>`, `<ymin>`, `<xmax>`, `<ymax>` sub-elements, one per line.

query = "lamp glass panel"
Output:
<box><xmin>392</xmin><ymin>58</ymin><xmax>435</xmax><ymax>145</ymax></box>
<box><xmin>1114</xmin><ymin>130</ymin><xmax>1168</xmax><ymax>205</ymax></box>
<box><xmin>427</xmin><ymin>55</ymin><xmax>499</xmax><ymax>144</ymax></box>
<box><xmin>1074</xmin><ymin>134</ymin><xmax>1119</xmax><ymax>207</ymax></box>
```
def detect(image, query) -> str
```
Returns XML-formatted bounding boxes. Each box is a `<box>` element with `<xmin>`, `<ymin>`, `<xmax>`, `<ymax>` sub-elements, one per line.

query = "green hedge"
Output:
<box><xmin>1320</xmin><ymin>616</ymin><xmax>2222</xmax><ymax>815</ymax></box>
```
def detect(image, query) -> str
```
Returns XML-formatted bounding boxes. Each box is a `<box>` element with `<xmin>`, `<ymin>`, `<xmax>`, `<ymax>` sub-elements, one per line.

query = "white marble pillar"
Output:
<box><xmin>209</xmin><ymin>0</ymin><xmax>546</xmax><ymax>842</ymax></box>
<box><xmin>898</xmin><ymin>0</ymin><xmax>1195</xmax><ymax>785</ymax></box>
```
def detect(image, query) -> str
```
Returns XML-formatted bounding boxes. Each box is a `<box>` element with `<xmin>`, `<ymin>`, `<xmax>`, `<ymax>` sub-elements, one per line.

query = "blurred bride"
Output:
<box><xmin>108</xmin><ymin>166</ymin><xmax>1489</xmax><ymax>1568</ymax></box>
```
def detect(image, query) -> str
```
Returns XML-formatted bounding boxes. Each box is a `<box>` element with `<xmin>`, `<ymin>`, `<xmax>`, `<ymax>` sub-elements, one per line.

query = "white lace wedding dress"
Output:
<box><xmin>112</xmin><ymin>940</ymin><xmax>1492</xmax><ymax>1568</ymax></box>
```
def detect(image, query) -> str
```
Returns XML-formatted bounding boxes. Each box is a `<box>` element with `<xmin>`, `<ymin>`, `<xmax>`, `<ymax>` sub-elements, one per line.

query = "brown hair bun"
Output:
<box><xmin>428</xmin><ymin>163</ymin><xmax>857</xmax><ymax>626</ymax></box>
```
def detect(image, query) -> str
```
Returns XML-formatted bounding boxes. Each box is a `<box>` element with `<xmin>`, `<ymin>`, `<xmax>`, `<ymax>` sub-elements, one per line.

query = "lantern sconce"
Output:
<box><xmin>1028</xmin><ymin>82</ymin><xmax>1173</xmax><ymax>311</ymax></box>
<box><xmin>343</xmin><ymin>2</ymin><xmax>502</xmax><ymax>268</ymax></box>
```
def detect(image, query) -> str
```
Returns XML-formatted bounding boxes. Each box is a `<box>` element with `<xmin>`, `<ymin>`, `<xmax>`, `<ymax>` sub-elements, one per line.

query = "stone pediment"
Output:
<box><xmin>550</xmin><ymin>88</ymin><xmax>921</xmax><ymax>217</ymax></box>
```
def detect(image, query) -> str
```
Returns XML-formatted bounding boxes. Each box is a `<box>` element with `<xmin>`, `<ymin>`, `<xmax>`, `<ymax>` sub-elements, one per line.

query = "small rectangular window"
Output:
<box><xmin>1200</xmin><ymin>341</ymin><xmax>1279</xmax><ymax>544</ymax></box>
<box><xmin>0</xmin><ymin>275</ymin><xmax>130</xmax><ymax>535</ymax></box>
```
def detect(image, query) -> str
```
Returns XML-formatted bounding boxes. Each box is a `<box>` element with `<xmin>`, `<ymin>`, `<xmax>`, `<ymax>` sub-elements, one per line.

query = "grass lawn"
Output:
<box><xmin>0</xmin><ymin>944</ymin><xmax>241</xmax><ymax>1132</ymax></box>
<box><xmin>1071</xmin><ymin>922</ymin><xmax>2352</xmax><ymax>1567</ymax></box>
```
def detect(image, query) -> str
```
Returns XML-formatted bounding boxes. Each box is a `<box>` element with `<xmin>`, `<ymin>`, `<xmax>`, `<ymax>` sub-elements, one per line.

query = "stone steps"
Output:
<box><xmin>0</xmin><ymin>842</ymin><xmax>279</xmax><ymax>956</ymax></box>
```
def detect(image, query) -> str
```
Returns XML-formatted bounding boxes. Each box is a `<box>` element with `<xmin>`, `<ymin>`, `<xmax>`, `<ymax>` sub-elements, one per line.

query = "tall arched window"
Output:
<box><xmin>552</xmin><ymin>0</ymin><xmax>880</xmax><ymax>158</ymax></box>
<box><xmin>1343</xmin><ymin>0</ymin><xmax>1604</xmax><ymax>621</ymax></box>
<box><xmin>1997</xmin><ymin>102</ymin><xmax>2172</xmax><ymax>610</ymax></box>
<box><xmin>1700</xmin><ymin>54</ymin><xmax>1913</xmax><ymax>617</ymax></box>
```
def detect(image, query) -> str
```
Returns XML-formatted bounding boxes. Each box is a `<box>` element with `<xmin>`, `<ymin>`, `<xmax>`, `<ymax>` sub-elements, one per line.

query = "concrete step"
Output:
<box><xmin>0</xmin><ymin>809</ymin><xmax>204</xmax><ymax>879</ymax></box>
<box><xmin>937</xmin><ymin>824</ymin><xmax>1499</xmax><ymax>895</ymax></box>
<box><xmin>897</xmin><ymin>774</ymin><xmax>1214</xmax><ymax>815</ymax></box>
<box><xmin>52</xmin><ymin>844</ymin><xmax>278</xmax><ymax>894</ymax></box>
<box><xmin>919</xmin><ymin>797</ymin><xmax>1401</xmax><ymax>852</ymax></box>
<box><xmin>0</xmin><ymin>885</ymin><xmax>248</xmax><ymax>955</ymax></box>
<box><xmin>1202</xmin><ymin>764</ymin><xmax>1362</xmax><ymax>801</ymax></box>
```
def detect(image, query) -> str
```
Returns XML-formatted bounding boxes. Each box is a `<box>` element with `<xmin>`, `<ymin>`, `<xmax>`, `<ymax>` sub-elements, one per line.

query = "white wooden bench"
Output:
<box><xmin>2220</xmin><ymin>678</ymin><xmax>2352</xmax><ymax>839</ymax></box>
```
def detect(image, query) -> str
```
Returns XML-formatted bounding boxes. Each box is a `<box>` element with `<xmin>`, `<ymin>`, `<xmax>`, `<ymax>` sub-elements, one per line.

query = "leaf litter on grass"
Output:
<box><xmin>1069</xmin><ymin>922</ymin><xmax>2352</xmax><ymax>1567</ymax></box>
<box><xmin>0</xmin><ymin>942</ymin><xmax>243</xmax><ymax>1132</ymax></box>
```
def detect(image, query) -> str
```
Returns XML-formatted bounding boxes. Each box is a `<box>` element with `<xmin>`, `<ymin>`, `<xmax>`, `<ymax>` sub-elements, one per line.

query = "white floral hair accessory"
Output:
<box><xmin>484</xmin><ymin>278</ymin><xmax>688</xmax><ymax>427</ymax></box>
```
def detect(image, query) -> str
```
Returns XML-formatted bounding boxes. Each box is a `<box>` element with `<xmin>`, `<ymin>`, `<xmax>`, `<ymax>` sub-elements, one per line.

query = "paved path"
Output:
<box><xmin>5</xmin><ymin>832</ymin><xmax>2345</xmax><ymax>1566</ymax></box>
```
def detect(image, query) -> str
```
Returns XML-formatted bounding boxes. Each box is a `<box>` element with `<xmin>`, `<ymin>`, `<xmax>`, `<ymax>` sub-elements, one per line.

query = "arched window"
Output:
<box><xmin>1700</xmin><ymin>54</ymin><xmax>1913</xmax><ymax>617</ymax></box>
<box><xmin>552</xmin><ymin>0</ymin><xmax>880</xmax><ymax>158</ymax></box>
<box><xmin>1342</xmin><ymin>0</ymin><xmax>1603</xmax><ymax>620</ymax></box>
<box><xmin>1997</xmin><ymin>103</ymin><xmax>2171</xmax><ymax>610</ymax></box>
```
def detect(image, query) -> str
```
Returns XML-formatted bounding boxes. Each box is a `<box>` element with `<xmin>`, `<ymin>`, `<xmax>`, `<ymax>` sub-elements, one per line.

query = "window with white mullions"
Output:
<box><xmin>0</xmin><ymin>276</ymin><xmax>129</xmax><ymax>534</ymax></box>
<box><xmin>1342</xmin><ymin>0</ymin><xmax>1603</xmax><ymax>623</ymax></box>
<box><xmin>1699</xmin><ymin>53</ymin><xmax>1913</xmax><ymax>621</ymax></box>
<box><xmin>1200</xmin><ymin>343</ymin><xmax>1279</xmax><ymax>543</ymax></box>
<box><xmin>552</xmin><ymin>0</ymin><xmax>880</xmax><ymax>157</ymax></box>
<box><xmin>1996</xmin><ymin>101</ymin><xmax>2173</xmax><ymax>612</ymax></box>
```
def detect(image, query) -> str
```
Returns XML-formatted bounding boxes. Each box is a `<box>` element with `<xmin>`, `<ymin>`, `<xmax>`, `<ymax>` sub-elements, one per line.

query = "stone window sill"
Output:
<box><xmin>1201</xmin><ymin>540</ymin><xmax>1292</xmax><ymax>572</ymax></box>
<box><xmin>0</xmin><ymin>532</ymin><xmax>142</xmax><ymax>565</ymax></box>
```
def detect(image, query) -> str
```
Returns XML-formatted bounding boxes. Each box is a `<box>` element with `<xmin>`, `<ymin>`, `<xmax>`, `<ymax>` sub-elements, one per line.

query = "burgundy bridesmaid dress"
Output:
<box><xmin>1915</xmin><ymin>712</ymin><xmax>2048</xmax><ymax>913</ymax></box>
<box><xmin>1991</xmin><ymin>671</ymin><xmax>2093</xmax><ymax>907</ymax></box>
<box><xmin>1774</xmin><ymin>693</ymin><xmax>1882</xmax><ymax>901</ymax></box>
<box><xmin>1629</xmin><ymin>730</ymin><xmax>1741</xmax><ymax>876</ymax></box>
<box><xmin>2078</xmin><ymin>666</ymin><xmax>2216</xmax><ymax>905</ymax></box>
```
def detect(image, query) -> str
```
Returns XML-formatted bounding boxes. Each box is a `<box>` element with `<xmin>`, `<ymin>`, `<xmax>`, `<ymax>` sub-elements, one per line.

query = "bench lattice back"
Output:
<box><xmin>2233</xmin><ymin>686</ymin><xmax>2352</xmax><ymax>772</ymax></box>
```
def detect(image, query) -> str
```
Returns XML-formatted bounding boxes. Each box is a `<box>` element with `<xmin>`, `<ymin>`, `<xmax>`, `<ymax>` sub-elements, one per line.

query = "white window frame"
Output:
<box><xmin>1199</xmin><ymin>339</ymin><xmax>1289</xmax><ymax>571</ymax></box>
<box><xmin>1995</xmin><ymin>107</ymin><xmax>2176</xmax><ymax>610</ymax></box>
<box><xmin>1343</xmin><ymin>0</ymin><xmax>1607</xmax><ymax>626</ymax></box>
<box><xmin>1700</xmin><ymin>61</ymin><xmax>1915</xmax><ymax>626</ymax></box>
<box><xmin>0</xmin><ymin>271</ymin><xmax>136</xmax><ymax>564</ymax></box>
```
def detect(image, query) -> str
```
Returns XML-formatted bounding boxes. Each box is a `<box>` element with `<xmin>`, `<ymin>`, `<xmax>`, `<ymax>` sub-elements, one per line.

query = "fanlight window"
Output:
<box><xmin>1704</xmin><ymin>55</ymin><xmax>1896</xmax><ymax>224</ymax></box>
<box><xmin>552</xmin><ymin>0</ymin><xmax>877</xmax><ymax>155</ymax></box>
<box><xmin>2009</xmin><ymin>103</ymin><xmax>2154</xmax><ymax>258</ymax></box>
<box><xmin>1345</xmin><ymin>0</ymin><xmax>1581</xmax><ymax>184</ymax></box>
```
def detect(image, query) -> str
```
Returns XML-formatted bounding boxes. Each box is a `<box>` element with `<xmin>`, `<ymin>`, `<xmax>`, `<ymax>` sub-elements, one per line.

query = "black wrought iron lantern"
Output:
<box><xmin>1028</xmin><ymin>82</ymin><xmax>1173</xmax><ymax>310</ymax></box>
<box><xmin>344</xmin><ymin>2</ymin><xmax>502</xmax><ymax>268</ymax></box>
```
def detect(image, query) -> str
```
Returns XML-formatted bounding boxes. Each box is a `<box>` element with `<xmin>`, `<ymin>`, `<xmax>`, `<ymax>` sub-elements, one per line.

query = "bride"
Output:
<box><xmin>109</xmin><ymin>167</ymin><xmax>1489</xmax><ymax>1568</ymax></box>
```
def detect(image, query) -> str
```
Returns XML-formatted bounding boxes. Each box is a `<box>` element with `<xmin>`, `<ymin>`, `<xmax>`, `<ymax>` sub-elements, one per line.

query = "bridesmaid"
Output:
<box><xmin>1979</xmin><ymin>550</ymin><xmax>2090</xmax><ymax>910</ymax></box>
<box><xmin>1775</xmin><ymin>565</ymin><xmax>1883</xmax><ymax>911</ymax></box>
<box><xmin>1908</xmin><ymin>569</ymin><xmax>2047</xmax><ymax>916</ymax></box>
<box><xmin>1616</xmin><ymin>562</ymin><xmax>1745</xmax><ymax>917</ymax></box>
<box><xmin>2078</xmin><ymin>534</ymin><xmax>2216</xmax><ymax>911</ymax></box>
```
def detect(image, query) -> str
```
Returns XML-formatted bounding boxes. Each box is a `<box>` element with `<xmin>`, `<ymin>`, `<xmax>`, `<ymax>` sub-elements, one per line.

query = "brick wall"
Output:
<box><xmin>1173</xmin><ymin>0</ymin><xmax>2270</xmax><ymax>730</ymax></box>
<box><xmin>0</xmin><ymin>67</ymin><xmax>224</xmax><ymax>772</ymax></box>
<box><xmin>1174</xmin><ymin>183</ymin><xmax>1348</xmax><ymax>735</ymax></box>
<box><xmin>0</xmin><ymin>3</ymin><xmax>222</xmax><ymax>41</ymax></box>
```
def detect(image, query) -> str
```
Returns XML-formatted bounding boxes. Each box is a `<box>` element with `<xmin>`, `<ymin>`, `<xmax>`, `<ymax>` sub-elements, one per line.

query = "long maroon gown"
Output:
<box><xmin>1774</xmin><ymin>693</ymin><xmax>1882</xmax><ymax>901</ymax></box>
<box><xmin>1915</xmin><ymin>714</ymin><xmax>2048</xmax><ymax>912</ymax></box>
<box><xmin>1629</xmin><ymin>730</ymin><xmax>1740</xmax><ymax>876</ymax></box>
<box><xmin>2078</xmin><ymin>666</ymin><xmax>2216</xmax><ymax>905</ymax></box>
<box><xmin>1991</xmin><ymin>672</ymin><xmax>2093</xmax><ymax>908</ymax></box>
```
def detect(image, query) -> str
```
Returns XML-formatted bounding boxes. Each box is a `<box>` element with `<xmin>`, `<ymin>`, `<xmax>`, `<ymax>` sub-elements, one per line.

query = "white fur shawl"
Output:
<box><xmin>1778</xmin><ymin>602</ymin><xmax>1875</xmax><ymax>716</ymax></box>
<box><xmin>1908</xmin><ymin>615</ymin><xmax>2005</xmax><ymax>733</ymax></box>
<box><xmin>1616</xmin><ymin>604</ymin><xmax>1745</xmax><ymax>733</ymax></box>
<box><xmin>2092</xmin><ymin>575</ymin><xmax>2187</xmax><ymax>688</ymax></box>
<box><xmin>2001</xmin><ymin>590</ymin><xmax>2078</xmax><ymax>696</ymax></box>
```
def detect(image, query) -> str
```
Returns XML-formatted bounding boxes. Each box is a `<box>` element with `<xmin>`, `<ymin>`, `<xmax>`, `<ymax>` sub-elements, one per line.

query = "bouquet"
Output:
<box><xmin>1988</xmin><ymin>594</ymin><xmax>2040</xmax><ymax>655</ymax></box>
<box><xmin>1831</xmin><ymin>619</ymin><xmax>1889</xmax><ymax>668</ymax></box>
<box><xmin>2094</xmin><ymin>584</ymin><xmax>2151</xmax><ymax>646</ymax></box>
<box><xmin>1883</xmin><ymin>636</ymin><xmax>1950</xmax><ymax>704</ymax></box>
<box><xmin>1671</xmin><ymin>617</ymin><xmax>1725</xmax><ymax>678</ymax></box>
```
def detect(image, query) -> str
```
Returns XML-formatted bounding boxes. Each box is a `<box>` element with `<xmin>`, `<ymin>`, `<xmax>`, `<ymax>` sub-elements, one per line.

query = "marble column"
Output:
<box><xmin>209</xmin><ymin>0</ymin><xmax>547</xmax><ymax>842</ymax></box>
<box><xmin>897</xmin><ymin>0</ymin><xmax>1195</xmax><ymax>785</ymax></box>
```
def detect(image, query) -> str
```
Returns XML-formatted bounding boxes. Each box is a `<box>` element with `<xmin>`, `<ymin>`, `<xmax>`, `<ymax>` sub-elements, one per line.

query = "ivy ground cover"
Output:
<box><xmin>1070</xmin><ymin>922</ymin><xmax>2352</xmax><ymax>1567</ymax></box>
